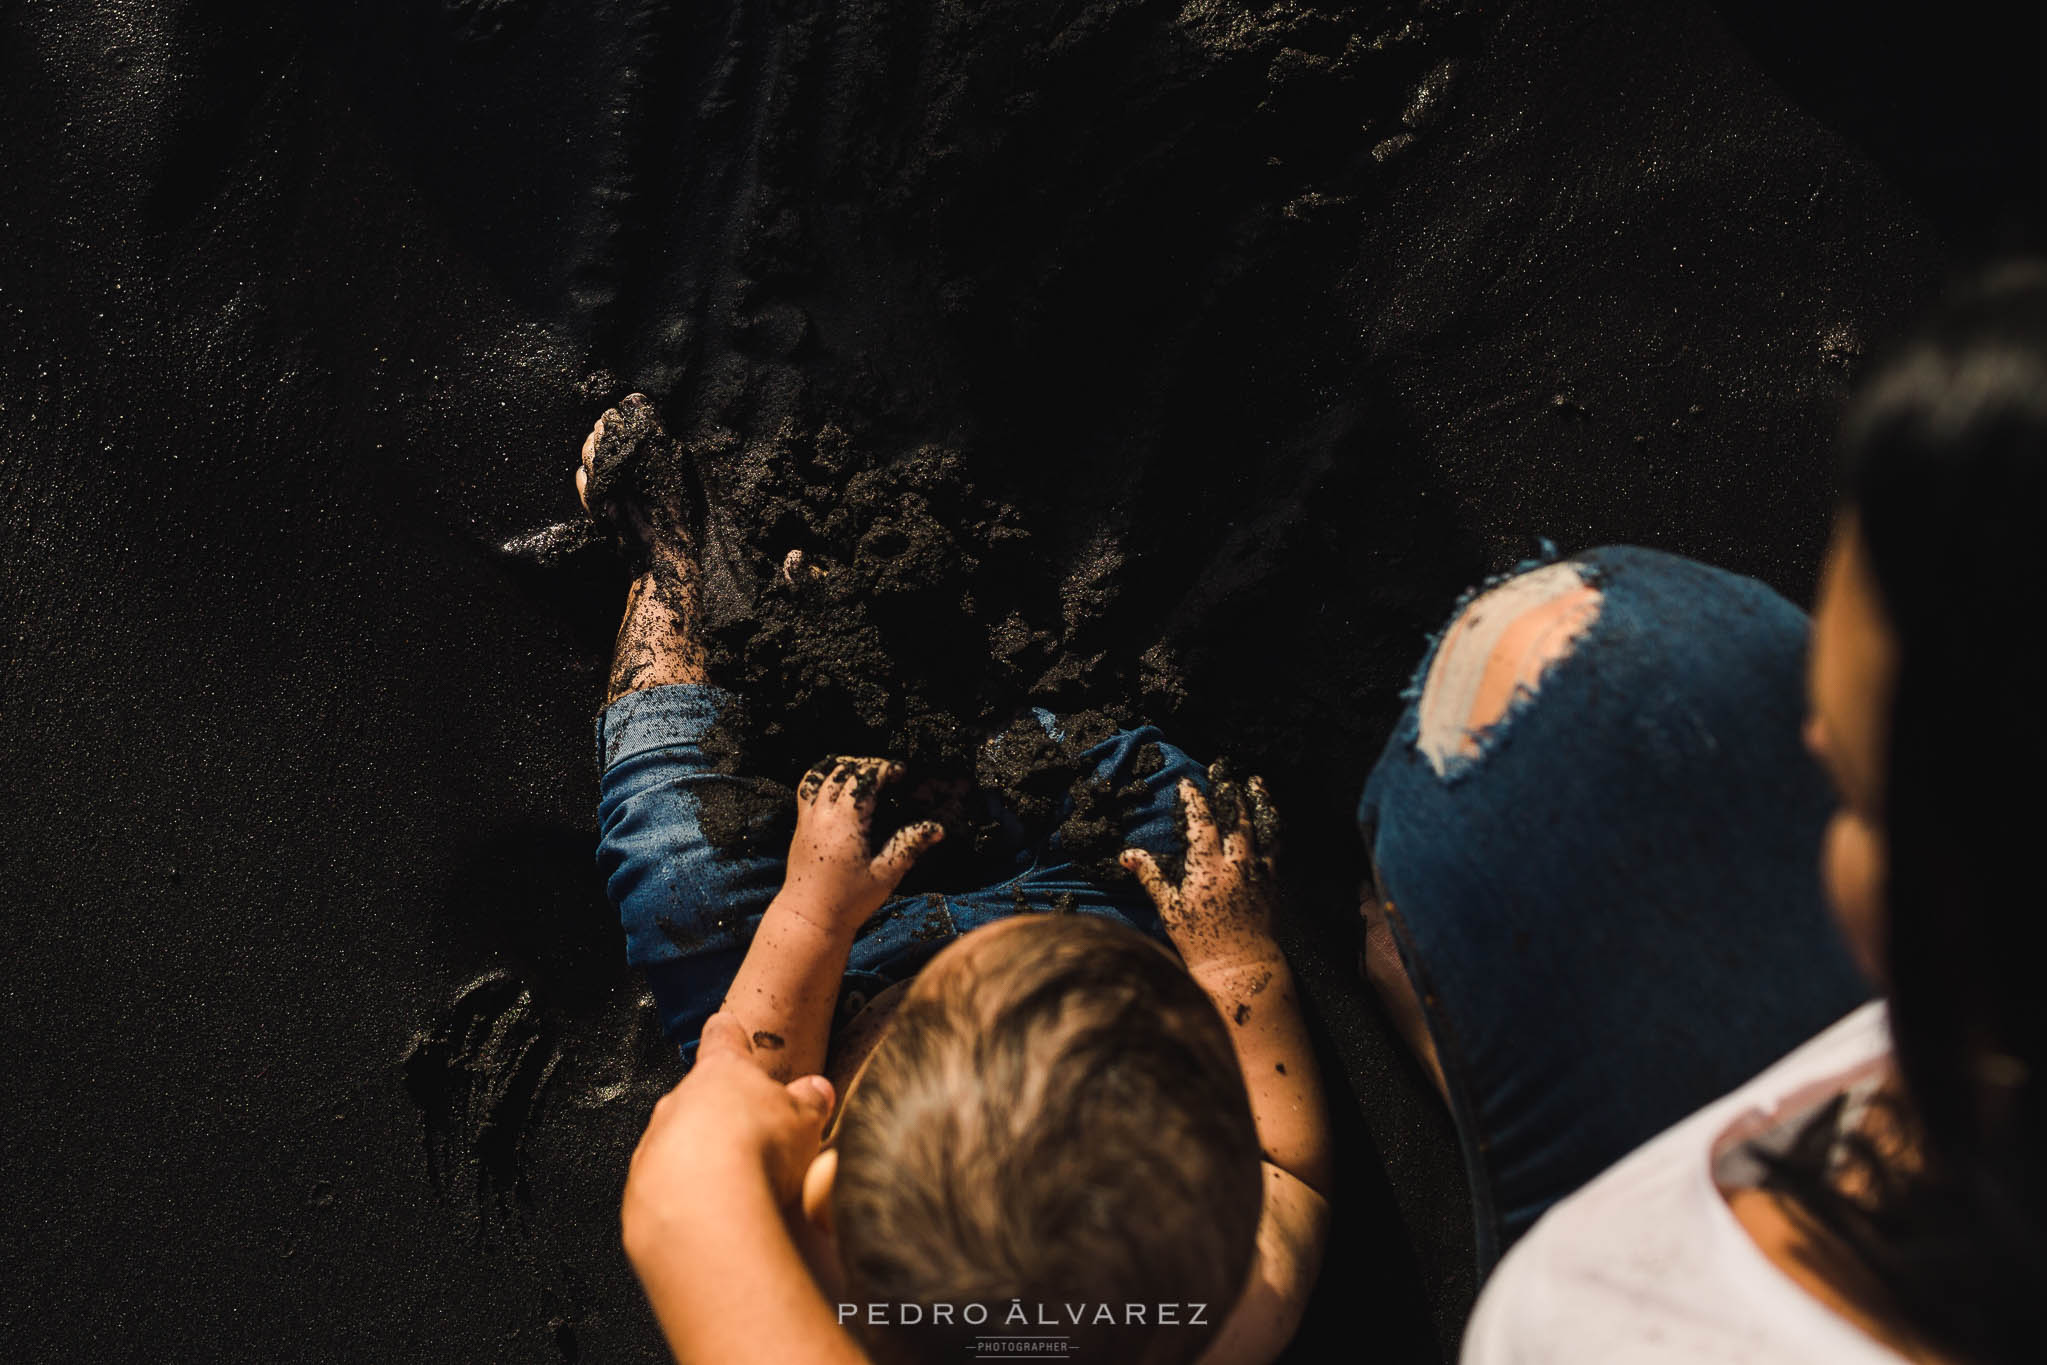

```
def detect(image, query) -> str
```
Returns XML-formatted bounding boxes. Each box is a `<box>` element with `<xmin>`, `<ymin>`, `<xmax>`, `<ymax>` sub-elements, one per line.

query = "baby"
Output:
<box><xmin>579</xmin><ymin>398</ymin><xmax>1330</xmax><ymax>1364</ymax></box>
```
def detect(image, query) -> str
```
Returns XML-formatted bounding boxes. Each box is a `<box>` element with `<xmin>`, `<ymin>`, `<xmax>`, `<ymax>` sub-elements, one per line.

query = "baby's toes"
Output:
<box><xmin>583</xmin><ymin>412</ymin><xmax>615</xmax><ymax>470</ymax></box>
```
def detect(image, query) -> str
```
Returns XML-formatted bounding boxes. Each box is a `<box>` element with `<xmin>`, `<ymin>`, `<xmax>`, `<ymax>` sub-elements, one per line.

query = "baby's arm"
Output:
<box><xmin>722</xmin><ymin>757</ymin><xmax>942</xmax><ymax>1082</ymax></box>
<box><xmin>1122</xmin><ymin>776</ymin><xmax>1332</xmax><ymax>1365</ymax></box>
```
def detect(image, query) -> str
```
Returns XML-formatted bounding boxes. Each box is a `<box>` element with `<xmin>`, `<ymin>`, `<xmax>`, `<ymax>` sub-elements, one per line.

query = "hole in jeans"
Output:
<box><xmin>1416</xmin><ymin>561</ymin><xmax>1602</xmax><ymax>778</ymax></box>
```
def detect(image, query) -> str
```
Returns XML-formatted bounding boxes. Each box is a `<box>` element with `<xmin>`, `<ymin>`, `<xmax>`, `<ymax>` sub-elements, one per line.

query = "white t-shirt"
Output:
<box><xmin>1462</xmin><ymin>1000</ymin><xmax>1901</xmax><ymax>1364</ymax></box>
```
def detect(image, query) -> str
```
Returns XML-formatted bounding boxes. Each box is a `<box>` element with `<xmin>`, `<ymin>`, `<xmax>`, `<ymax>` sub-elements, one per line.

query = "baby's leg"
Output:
<box><xmin>581</xmin><ymin>399</ymin><xmax>780</xmax><ymax>1061</ymax></box>
<box><xmin>578</xmin><ymin>395</ymin><xmax>708</xmax><ymax>704</ymax></box>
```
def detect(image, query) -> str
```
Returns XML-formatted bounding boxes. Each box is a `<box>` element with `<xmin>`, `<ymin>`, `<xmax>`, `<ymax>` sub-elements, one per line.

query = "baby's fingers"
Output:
<box><xmin>874</xmin><ymin>821</ymin><xmax>944</xmax><ymax>884</ymax></box>
<box><xmin>1177</xmin><ymin>778</ymin><xmax>1222</xmax><ymax>858</ymax></box>
<box><xmin>1246</xmin><ymin>775</ymin><xmax>1282</xmax><ymax>870</ymax></box>
<box><xmin>1119</xmin><ymin>847</ymin><xmax>1177</xmax><ymax>910</ymax></box>
<box><xmin>826</xmin><ymin>756</ymin><xmax>898</xmax><ymax>814</ymax></box>
<box><xmin>797</xmin><ymin>756</ymin><xmax>847</xmax><ymax>805</ymax></box>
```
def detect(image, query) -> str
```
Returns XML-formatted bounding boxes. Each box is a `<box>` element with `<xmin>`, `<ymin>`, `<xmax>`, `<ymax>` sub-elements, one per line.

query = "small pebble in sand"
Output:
<box><xmin>781</xmin><ymin>547</ymin><xmax>827</xmax><ymax>585</ymax></box>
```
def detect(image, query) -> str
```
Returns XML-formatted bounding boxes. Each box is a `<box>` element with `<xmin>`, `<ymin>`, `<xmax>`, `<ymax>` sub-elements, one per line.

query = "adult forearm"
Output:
<box><xmin>628</xmin><ymin>1164</ymin><xmax>868</xmax><ymax>1365</ymax></box>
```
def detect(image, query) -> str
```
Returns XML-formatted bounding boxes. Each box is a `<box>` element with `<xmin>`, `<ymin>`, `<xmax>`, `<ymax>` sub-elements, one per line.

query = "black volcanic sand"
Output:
<box><xmin>1</xmin><ymin>0</ymin><xmax>1977</xmax><ymax>1360</ymax></box>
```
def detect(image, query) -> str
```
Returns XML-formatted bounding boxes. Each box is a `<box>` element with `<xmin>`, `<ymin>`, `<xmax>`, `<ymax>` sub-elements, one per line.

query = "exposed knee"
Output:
<box><xmin>1416</xmin><ymin>561</ymin><xmax>1602</xmax><ymax>776</ymax></box>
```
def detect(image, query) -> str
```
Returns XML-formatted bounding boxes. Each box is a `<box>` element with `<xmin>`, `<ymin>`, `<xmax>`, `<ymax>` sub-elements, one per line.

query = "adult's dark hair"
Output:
<box><xmin>1762</xmin><ymin>263</ymin><xmax>2047</xmax><ymax>1361</ymax></box>
<box><xmin>832</xmin><ymin>914</ymin><xmax>1264</xmax><ymax>1365</ymax></box>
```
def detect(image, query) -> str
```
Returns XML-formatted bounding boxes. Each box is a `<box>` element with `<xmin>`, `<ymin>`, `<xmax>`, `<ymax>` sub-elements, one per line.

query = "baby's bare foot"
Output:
<box><xmin>579</xmin><ymin>397</ymin><xmax>710</xmax><ymax>702</ymax></box>
<box><xmin>576</xmin><ymin>393</ymin><xmax>695</xmax><ymax>571</ymax></box>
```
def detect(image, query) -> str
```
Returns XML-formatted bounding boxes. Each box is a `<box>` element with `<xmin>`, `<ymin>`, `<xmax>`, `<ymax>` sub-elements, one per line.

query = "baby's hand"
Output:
<box><xmin>1121</xmin><ymin>768</ymin><xmax>1283</xmax><ymax>975</ymax></box>
<box><xmin>780</xmin><ymin>756</ymin><xmax>943</xmax><ymax>932</ymax></box>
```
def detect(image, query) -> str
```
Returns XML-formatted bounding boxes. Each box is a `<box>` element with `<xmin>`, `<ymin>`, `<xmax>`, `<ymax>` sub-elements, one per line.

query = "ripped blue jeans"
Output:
<box><xmin>1357</xmin><ymin>545</ymin><xmax>1870</xmax><ymax>1268</ymax></box>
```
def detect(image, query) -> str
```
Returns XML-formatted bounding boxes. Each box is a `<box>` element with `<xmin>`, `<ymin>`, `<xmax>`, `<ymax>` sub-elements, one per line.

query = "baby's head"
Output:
<box><xmin>818</xmin><ymin>914</ymin><xmax>1263</xmax><ymax>1365</ymax></box>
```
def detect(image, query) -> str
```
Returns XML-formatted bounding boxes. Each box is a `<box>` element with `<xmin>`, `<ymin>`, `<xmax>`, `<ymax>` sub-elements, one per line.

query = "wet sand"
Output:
<box><xmin>0</xmin><ymin>0</ymin><xmax>2000</xmax><ymax>1359</ymax></box>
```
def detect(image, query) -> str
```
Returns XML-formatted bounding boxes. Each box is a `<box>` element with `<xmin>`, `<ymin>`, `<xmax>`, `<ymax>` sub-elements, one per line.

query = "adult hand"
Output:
<box><xmin>622</xmin><ymin>1014</ymin><xmax>872</xmax><ymax>1365</ymax></box>
<box><xmin>622</xmin><ymin>1012</ymin><xmax>835</xmax><ymax>1261</ymax></box>
<box><xmin>1121</xmin><ymin>768</ymin><xmax>1284</xmax><ymax>974</ymax></box>
<box><xmin>782</xmin><ymin>757</ymin><xmax>943</xmax><ymax>930</ymax></box>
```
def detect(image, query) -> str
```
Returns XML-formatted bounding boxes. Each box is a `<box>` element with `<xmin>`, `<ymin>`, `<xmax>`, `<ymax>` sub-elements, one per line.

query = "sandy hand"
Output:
<box><xmin>1121</xmin><ymin>768</ymin><xmax>1283</xmax><ymax>973</ymax></box>
<box><xmin>780</xmin><ymin>756</ymin><xmax>943</xmax><ymax>931</ymax></box>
